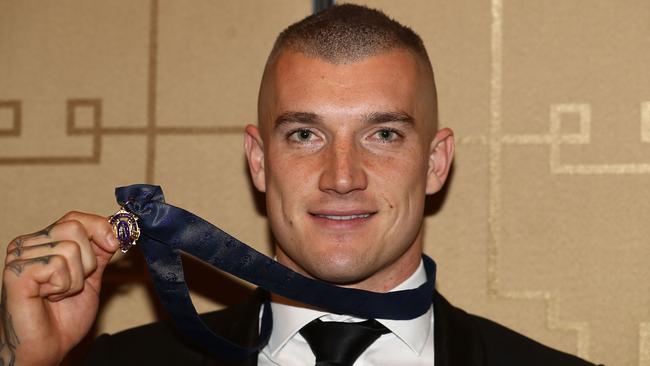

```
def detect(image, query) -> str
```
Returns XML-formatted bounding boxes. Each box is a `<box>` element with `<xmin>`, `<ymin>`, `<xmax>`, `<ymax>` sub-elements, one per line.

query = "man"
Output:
<box><xmin>1</xmin><ymin>5</ymin><xmax>597</xmax><ymax>366</ymax></box>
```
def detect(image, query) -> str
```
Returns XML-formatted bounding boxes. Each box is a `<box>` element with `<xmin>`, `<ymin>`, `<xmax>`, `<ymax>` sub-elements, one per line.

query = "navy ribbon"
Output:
<box><xmin>115</xmin><ymin>184</ymin><xmax>436</xmax><ymax>361</ymax></box>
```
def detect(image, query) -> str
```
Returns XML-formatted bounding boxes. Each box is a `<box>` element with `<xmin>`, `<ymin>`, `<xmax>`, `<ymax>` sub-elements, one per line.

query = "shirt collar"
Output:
<box><xmin>266</xmin><ymin>260</ymin><xmax>432</xmax><ymax>356</ymax></box>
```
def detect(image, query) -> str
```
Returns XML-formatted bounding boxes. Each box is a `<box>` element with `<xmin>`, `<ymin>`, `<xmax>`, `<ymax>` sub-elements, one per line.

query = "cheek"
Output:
<box><xmin>369</xmin><ymin>151</ymin><xmax>428</xmax><ymax>194</ymax></box>
<box><xmin>379</xmin><ymin>162</ymin><xmax>427</xmax><ymax>237</ymax></box>
<box><xmin>265</xmin><ymin>151</ymin><xmax>318</xmax><ymax>211</ymax></box>
<box><xmin>369</xmin><ymin>153</ymin><xmax>428</xmax><ymax>228</ymax></box>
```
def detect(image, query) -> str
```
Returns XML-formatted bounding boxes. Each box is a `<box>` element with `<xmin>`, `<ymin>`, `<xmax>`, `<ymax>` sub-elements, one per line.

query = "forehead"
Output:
<box><xmin>263</xmin><ymin>50</ymin><xmax>427</xmax><ymax>122</ymax></box>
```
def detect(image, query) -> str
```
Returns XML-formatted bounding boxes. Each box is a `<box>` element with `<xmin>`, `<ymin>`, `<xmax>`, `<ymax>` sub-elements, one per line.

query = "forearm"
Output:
<box><xmin>0</xmin><ymin>288</ymin><xmax>20</xmax><ymax>366</ymax></box>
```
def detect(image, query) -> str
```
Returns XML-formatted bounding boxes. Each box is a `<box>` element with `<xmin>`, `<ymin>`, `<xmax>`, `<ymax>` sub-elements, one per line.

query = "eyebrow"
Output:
<box><xmin>363</xmin><ymin>111</ymin><xmax>415</xmax><ymax>125</ymax></box>
<box><xmin>272</xmin><ymin>110</ymin><xmax>415</xmax><ymax>129</ymax></box>
<box><xmin>274</xmin><ymin>112</ymin><xmax>322</xmax><ymax>128</ymax></box>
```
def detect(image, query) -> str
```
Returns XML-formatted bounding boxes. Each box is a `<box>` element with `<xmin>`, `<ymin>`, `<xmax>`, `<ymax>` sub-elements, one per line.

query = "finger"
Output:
<box><xmin>4</xmin><ymin>255</ymin><xmax>72</xmax><ymax>300</ymax></box>
<box><xmin>57</xmin><ymin>211</ymin><xmax>120</xmax><ymax>253</ymax></box>
<box><xmin>43</xmin><ymin>221</ymin><xmax>98</xmax><ymax>276</ymax></box>
<box><xmin>6</xmin><ymin>222</ymin><xmax>57</xmax><ymax>254</ymax></box>
<box><xmin>6</xmin><ymin>241</ymin><xmax>61</xmax><ymax>262</ymax></box>
<box><xmin>6</xmin><ymin>215</ymin><xmax>114</xmax><ymax>275</ymax></box>
<box><xmin>5</xmin><ymin>240</ymin><xmax>85</xmax><ymax>294</ymax></box>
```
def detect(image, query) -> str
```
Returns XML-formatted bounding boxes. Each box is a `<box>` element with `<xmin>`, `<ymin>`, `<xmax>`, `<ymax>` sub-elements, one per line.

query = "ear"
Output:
<box><xmin>244</xmin><ymin>124</ymin><xmax>266</xmax><ymax>193</ymax></box>
<box><xmin>425</xmin><ymin>128</ymin><xmax>455</xmax><ymax>195</ymax></box>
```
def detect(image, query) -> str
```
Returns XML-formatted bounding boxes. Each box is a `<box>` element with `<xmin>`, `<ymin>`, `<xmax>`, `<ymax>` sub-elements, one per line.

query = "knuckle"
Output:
<box><xmin>50</xmin><ymin>272</ymin><xmax>71</xmax><ymax>293</ymax></box>
<box><xmin>58</xmin><ymin>220</ymin><xmax>86</xmax><ymax>238</ymax></box>
<box><xmin>57</xmin><ymin>240</ymin><xmax>81</xmax><ymax>258</ymax></box>
<box><xmin>5</xmin><ymin>247</ymin><xmax>19</xmax><ymax>260</ymax></box>
<box><xmin>48</xmin><ymin>254</ymin><xmax>67</xmax><ymax>269</ymax></box>
<box><xmin>61</xmin><ymin>210</ymin><xmax>97</xmax><ymax>223</ymax></box>
<box><xmin>5</xmin><ymin>234</ymin><xmax>27</xmax><ymax>254</ymax></box>
<box><xmin>86</xmin><ymin>253</ymin><xmax>98</xmax><ymax>272</ymax></box>
<box><xmin>61</xmin><ymin>210</ymin><xmax>82</xmax><ymax>221</ymax></box>
<box><xmin>49</xmin><ymin>258</ymin><xmax>72</xmax><ymax>293</ymax></box>
<box><xmin>100</xmin><ymin>220</ymin><xmax>114</xmax><ymax>235</ymax></box>
<box><xmin>79</xmin><ymin>253</ymin><xmax>98</xmax><ymax>277</ymax></box>
<box><xmin>5</xmin><ymin>238</ymin><xmax>19</xmax><ymax>255</ymax></box>
<box><xmin>70</xmin><ymin>276</ymin><xmax>85</xmax><ymax>293</ymax></box>
<box><xmin>3</xmin><ymin>263</ymin><xmax>18</xmax><ymax>280</ymax></box>
<box><xmin>3</xmin><ymin>259</ymin><xmax>29</xmax><ymax>283</ymax></box>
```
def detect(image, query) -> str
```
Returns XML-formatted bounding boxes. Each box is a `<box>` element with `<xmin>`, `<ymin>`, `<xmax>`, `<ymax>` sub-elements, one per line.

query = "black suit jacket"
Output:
<box><xmin>84</xmin><ymin>290</ymin><xmax>597</xmax><ymax>365</ymax></box>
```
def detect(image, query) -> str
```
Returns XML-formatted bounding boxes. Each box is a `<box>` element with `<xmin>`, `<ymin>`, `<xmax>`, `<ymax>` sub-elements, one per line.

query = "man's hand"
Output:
<box><xmin>0</xmin><ymin>211</ymin><xmax>120</xmax><ymax>366</ymax></box>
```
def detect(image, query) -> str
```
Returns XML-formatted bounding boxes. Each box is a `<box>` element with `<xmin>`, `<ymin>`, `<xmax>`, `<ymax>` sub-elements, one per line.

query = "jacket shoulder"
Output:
<box><xmin>434</xmin><ymin>291</ymin><xmax>597</xmax><ymax>366</ymax></box>
<box><xmin>470</xmin><ymin>313</ymin><xmax>596</xmax><ymax>365</ymax></box>
<box><xmin>83</xmin><ymin>290</ymin><xmax>265</xmax><ymax>366</ymax></box>
<box><xmin>84</xmin><ymin>316</ymin><xmax>205</xmax><ymax>366</ymax></box>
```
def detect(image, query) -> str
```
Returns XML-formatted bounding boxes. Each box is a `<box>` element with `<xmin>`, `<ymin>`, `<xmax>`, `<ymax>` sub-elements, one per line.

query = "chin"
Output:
<box><xmin>304</xmin><ymin>254</ymin><xmax>375</xmax><ymax>286</ymax></box>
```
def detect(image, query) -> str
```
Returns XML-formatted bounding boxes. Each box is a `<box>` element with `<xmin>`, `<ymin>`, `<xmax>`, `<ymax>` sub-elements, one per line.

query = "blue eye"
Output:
<box><xmin>374</xmin><ymin>128</ymin><xmax>401</xmax><ymax>142</ymax></box>
<box><xmin>288</xmin><ymin>129</ymin><xmax>315</xmax><ymax>142</ymax></box>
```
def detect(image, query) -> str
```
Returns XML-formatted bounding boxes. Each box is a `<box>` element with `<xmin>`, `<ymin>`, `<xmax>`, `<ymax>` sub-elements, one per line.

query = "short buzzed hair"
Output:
<box><xmin>268</xmin><ymin>4</ymin><xmax>432</xmax><ymax>68</ymax></box>
<box><xmin>259</xmin><ymin>4</ymin><xmax>438</xmax><ymax>133</ymax></box>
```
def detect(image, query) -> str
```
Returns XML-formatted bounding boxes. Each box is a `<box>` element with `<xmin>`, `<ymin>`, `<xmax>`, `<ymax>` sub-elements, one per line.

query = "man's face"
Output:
<box><xmin>245</xmin><ymin>50</ymin><xmax>453</xmax><ymax>290</ymax></box>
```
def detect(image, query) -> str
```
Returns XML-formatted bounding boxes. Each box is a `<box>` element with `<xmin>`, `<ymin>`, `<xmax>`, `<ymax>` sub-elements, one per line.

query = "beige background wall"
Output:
<box><xmin>1</xmin><ymin>1</ymin><xmax>648</xmax><ymax>365</ymax></box>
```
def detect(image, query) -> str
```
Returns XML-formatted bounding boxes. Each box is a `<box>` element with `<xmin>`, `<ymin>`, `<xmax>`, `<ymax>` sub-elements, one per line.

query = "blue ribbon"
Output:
<box><xmin>115</xmin><ymin>184</ymin><xmax>436</xmax><ymax>361</ymax></box>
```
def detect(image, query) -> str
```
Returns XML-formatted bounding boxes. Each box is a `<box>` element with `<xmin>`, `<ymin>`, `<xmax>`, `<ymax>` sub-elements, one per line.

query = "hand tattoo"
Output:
<box><xmin>6</xmin><ymin>256</ymin><xmax>53</xmax><ymax>277</ymax></box>
<box><xmin>10</xmin><ymin>223</ymin><xmax>55</xmax><ymax>257</ymax></box>
<box><xmin>9</xmin><ymin>241</ymin><xmax>59</xmax><ymax>259</ymax></box>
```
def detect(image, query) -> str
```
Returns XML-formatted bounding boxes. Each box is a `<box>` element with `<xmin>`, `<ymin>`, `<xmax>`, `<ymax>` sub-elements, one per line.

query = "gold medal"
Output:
<box><xmin>108</xmin><ymin>207</ymin><xmax>140</xmax><ymax>253</ymax></box>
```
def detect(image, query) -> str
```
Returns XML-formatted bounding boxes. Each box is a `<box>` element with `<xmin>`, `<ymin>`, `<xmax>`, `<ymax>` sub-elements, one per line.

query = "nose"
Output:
<box><xmin>318</xmin><ymin>138</ymin><xmax>368</xmax><ymax>194</ymax></box>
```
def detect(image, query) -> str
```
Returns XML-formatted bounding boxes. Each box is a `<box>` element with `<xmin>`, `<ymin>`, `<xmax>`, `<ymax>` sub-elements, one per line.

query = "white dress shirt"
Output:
<box><xmin>258</xmin><ymin>260</ymin><xmax>434</xmax><ymax>365</ymax></box>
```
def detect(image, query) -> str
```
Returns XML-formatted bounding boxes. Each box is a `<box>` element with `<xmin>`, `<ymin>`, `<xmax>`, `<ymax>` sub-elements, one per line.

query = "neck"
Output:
<box><xmin>270</xmin><ymin>253</ymin><xmax>426</xmax><ymax>311</ymax></box>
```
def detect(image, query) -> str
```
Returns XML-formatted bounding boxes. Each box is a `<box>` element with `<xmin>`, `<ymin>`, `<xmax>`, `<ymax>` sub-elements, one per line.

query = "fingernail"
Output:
<box><xmin>106</xmin><ymin>233</ymin><xmax>120</xmax><ymax>250</ymax></box>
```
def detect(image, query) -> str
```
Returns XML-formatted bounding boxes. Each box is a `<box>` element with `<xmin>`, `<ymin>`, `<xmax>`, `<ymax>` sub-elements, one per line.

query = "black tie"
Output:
<box><xmin>299</xmin><ymin>318</ymin><xmax>390</xmax><ymax>366</ymax></box>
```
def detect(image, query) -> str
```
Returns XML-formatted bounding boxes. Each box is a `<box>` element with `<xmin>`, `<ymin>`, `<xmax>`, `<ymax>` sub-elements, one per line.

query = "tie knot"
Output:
<box><xmin>299</xmin><ymin>318</ymin><xmax>390</xmax><ymax>366</ymax></box>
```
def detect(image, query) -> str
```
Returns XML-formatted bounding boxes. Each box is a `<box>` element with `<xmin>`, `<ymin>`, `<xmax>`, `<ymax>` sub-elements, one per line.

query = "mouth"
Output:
<box><xmin>308</xmin><ymin>211</ymin><xmax>377</xmax><ymax>228</ymax></box>
<box><xmin>314</xmin><ymin>213</ymin><xmax>372</xmax><ymax>221</ymax></box>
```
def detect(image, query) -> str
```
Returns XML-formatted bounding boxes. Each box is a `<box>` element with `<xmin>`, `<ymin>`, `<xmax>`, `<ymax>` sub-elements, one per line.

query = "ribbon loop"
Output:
<box><xmin>114</xmin><ymin>184</ymin><xmax>436</xmax><ymax>361</ymax></box>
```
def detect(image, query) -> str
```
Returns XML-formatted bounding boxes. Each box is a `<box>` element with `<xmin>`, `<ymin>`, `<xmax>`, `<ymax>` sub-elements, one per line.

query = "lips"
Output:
<box><xmin>315</xmin><ymin>213</ymin><xmax>371</xmax><ymax>220</ymax></box>
<box><xmin>307</xmin><ymin>209</ymin><xmax>377</xmax><ymax>232</ymax></box>
<box><xmin>308</xmin><ymin>210</ymin><xmax>377</xmax><ymax>225</ymax></box>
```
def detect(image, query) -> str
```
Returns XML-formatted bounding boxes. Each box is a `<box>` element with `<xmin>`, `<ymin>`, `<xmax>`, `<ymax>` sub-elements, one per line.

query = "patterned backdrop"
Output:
<box><xmin>1</xmin><ymin>1</ymin><xmax>649</xmax><ymax>365</ymax></box>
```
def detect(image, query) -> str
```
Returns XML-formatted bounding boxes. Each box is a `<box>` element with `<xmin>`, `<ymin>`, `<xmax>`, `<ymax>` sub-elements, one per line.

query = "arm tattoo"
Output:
<box><xmin>6</xmin><ymin>256</ymin><xmax>53</xmax><ymax>277</ymax></box>
<box><xmin>0</xmin><ymin>224</ymin><xmax>55</xmax><ymax>365</ymax></box>
<box><xmin>0</xmin><ymin>289</ymin><xmax>19</xmax><ymax>366</ymax></box>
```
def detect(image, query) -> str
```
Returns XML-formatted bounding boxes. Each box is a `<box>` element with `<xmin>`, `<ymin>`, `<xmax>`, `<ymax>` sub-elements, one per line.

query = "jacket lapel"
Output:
<box><xmin>199</xmin><ymin>289</ymin><xmax>268</xmax><ymax>366</ymax></box>
<box><xmin>433</xmin><ymin>290</ymin><xmax>485</xmax><ymax>366</ymax></box>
